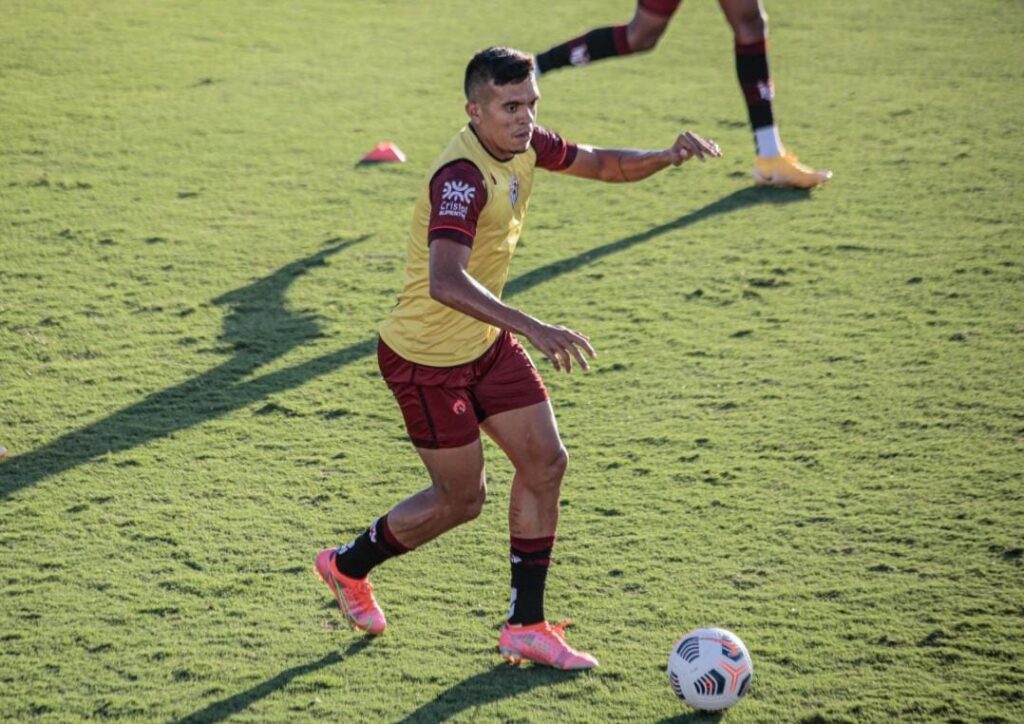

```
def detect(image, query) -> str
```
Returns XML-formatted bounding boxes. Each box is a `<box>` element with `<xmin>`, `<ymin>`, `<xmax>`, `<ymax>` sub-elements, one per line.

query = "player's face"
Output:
<box><xmin>466</xmin><ymin>76</ymin><xmax>540</xmax><ymax>158</ymax></box>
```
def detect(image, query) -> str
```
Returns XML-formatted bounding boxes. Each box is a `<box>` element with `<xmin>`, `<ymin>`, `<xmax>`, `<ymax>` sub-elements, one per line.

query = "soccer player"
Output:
<box><xmin>315</xmin><ymin>47</ymin><xmax>720</xmax><ymax>670</ymax></box>
<box><xmin>533</xmin><ymin>0</ymin><xmax>831</xmax><ymax>188</ymax></box>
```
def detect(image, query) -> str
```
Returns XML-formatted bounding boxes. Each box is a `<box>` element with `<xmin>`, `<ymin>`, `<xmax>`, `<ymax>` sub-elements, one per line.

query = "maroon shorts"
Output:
<box><xmin>639</xmin><ymin>0</ymin><xmax>682</xmax><ymax>18</ymax></box>
<box><xmin>377</xmin><ymin>331</ymin><xmax>549</xmax><ymax>449</ymax></box>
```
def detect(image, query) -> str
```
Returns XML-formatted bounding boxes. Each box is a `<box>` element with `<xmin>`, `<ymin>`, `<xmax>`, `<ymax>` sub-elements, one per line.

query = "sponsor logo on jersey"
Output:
<box><xmin>451</xmin><ymin>399</ymin><xmax>467</xmax><ymax>415</ymax></box>
<box><xmin>442</xmin><ymin>179</ymin><xmax>475</xmax><ymax>203</ymax></box>
<box><xmin>438</xmin><ymin>179</ymin><xmax>476</xmax><ymax>219</ymax></box>
<box><xmin>509</xmin><ymin>176</ymin><xmax>519</xmax><ymax>207</ymax></box>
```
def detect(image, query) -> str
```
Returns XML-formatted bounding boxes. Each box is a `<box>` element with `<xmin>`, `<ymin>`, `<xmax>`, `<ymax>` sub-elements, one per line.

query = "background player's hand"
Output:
<box><xmin>525</xmin><ymin>322</ymin><xmax>596</xmax><ymax>373</ymax></box>
<box><xmin>668</xmin><ymin>131</ymin><xmax>722</xmax><ymax>165</ymax></box>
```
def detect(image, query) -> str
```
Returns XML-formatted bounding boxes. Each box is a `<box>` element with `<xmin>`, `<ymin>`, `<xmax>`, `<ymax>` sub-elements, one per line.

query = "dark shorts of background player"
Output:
<box><xmin>378</xmin><ymin>331</ymin><xmax>549</xmax><ymax>450</ymax></box>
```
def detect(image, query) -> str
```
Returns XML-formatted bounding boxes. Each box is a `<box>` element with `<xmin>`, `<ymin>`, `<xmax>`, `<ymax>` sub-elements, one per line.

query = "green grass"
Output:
<box><xmin>2</xmin><ymin>0</ymin><xmax>1023</xmax><ymax>721</ymax></box>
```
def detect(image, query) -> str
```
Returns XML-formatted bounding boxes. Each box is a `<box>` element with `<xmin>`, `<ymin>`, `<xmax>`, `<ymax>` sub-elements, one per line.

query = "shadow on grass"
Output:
<box><xmin>397</xmin><ymin>664</ymin><xmax>587</xmax><ymax>723</ymax></box>
<box><xmin>656</xmin><ymin>709</ymin><xmax>726</xmax><ymax>723</ymax></box>
<box><xmin>505</xmin><ymin>185</ymin><xmax>808</xmax><ymax>297</ymax></box>
<box><xmin>174</xmin><ymin>639</ymin><xmax>372</xmax><ymax>724</ymax></box>
<box><xmin>1</xmin><ymin>186</ymin><xmax>807</xmax><ymax>500</ymax></box>
<box><xmin>1</xmin><ymin>236</ymin><xmax>373</xmax><ymax>500</ymax></box>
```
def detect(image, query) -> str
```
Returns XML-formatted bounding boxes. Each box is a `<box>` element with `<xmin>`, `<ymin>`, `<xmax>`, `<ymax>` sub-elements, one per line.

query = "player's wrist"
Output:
<box><xmin>516</xmin><ymin>314</ymin><xmax>544</xmax><ymax>338</ymax></box>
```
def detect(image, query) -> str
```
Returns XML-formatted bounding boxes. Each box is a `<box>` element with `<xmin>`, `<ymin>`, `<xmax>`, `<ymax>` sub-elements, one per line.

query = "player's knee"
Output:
<box><xmin>627</xmin><ymin>21</ymin><xmax>667</xmax><ymax>52</ymax></box>
<box><xmin>731</xmin><ymin>10</ymin><xmax>766</xmax><ymax>45</ymax></box>
<box><xmin>462</xmin><ymin>485</ymin><xmax>487</xmax><ymax>521</ymax></box>
<box><xmin>530</xmin><ymin>445</ymin><xmax>569</xmax><ymax>492</ymax></box>
<box><xmin>551</xmin><ymin>445</ymin><xmax>569</xmax><ymax>482</ymax></box>
<box><xmin>449</xmin><ymin>482</ymin><xmax>487</xmax><ymax>524</ymax></box>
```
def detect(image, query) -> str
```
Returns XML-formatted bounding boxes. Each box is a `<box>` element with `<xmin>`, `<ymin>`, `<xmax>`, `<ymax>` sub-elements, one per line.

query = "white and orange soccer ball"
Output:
<box><xmin>667</xmin><ymin>627</ymin><xmax>753</xmax><ymax>711</ymax></box>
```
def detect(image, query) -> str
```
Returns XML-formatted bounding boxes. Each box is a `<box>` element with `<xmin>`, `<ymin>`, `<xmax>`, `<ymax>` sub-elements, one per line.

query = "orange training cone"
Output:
<box><xmin>359</xmin><ymin>142</ymin><xmax>406</xmax><ymax>164</ymax></box>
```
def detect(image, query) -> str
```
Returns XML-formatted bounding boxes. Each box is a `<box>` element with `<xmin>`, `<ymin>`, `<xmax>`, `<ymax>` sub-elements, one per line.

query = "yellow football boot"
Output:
<box><xmin>753</xmin><ymin>153</ymin><xmax>832</xmax><ymax>188</ymax></box>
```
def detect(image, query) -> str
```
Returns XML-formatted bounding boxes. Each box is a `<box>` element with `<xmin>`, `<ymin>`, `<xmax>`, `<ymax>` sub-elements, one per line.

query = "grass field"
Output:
<box><xmin>2</xmin><ymin>0</ymin><xmax>1023</xmax><ymax>721</ymax></box>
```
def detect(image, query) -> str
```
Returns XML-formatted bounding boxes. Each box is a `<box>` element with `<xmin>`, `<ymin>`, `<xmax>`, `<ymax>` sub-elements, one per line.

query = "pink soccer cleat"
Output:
<box><xmin>499</xmin><ymin>619</ymin><xmax>599</xmax><ymax>670</ymax></box>
<box><xmin>314</xmin><ymin>548</ymin><xmax>387</xmax><ymax>635</ymax></box>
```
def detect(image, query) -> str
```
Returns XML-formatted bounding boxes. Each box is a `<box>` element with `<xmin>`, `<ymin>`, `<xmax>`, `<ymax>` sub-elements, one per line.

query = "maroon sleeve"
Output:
<box><xmin>427</xmin><ymin>160</ymin><xmax>488</xmax><ymax>247</ymax></box>
<box><xmin>530</xmin><ymin>125</ymin><xmax>578</xmax><ymax>171</ymax></box>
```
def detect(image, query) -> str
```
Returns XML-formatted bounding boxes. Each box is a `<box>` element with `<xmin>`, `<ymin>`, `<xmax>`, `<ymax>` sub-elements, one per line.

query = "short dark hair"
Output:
<box><xmin>464</xmin><ymin>47</ymin><xmax>534</xmax><ymax>100</ymax></box>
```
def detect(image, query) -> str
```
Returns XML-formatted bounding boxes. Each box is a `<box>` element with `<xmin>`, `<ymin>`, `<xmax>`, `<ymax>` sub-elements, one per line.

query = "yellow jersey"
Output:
<box><xmin>378</xmin><ymin>124</ymin><xmax>576</xmax><ymax>367</ymax></box>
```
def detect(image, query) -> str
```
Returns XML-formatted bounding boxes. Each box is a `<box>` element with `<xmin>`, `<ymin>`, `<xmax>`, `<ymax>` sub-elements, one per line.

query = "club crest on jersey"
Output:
<box><xmin>509</xmin><ymin>176</ymin><xmax>519</xmax><ymax>207</ymax></box>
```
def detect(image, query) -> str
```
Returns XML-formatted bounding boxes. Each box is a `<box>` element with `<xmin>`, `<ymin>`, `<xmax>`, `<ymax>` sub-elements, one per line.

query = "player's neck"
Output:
<box><xmin>468</xmin><ymin>122</ymin><xmax>514</xmax><ymax>163</ymax></box>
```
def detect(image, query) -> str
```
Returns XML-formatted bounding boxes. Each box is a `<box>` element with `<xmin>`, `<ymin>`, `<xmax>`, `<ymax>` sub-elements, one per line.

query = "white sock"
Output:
<box><xmin>754</xmin><ymin>125</ymin><xmax>783</xmax><ymax>158</ymax></box>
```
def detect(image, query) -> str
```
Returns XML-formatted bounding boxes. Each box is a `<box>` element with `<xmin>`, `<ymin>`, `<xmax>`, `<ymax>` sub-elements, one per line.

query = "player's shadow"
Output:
<box><xmin>0</xmin><ymin>236</ymin><xmax>374</xmax><ymax>500</ymax></box>
<box><xmin>505</xmin><ymin>185</ymin><xmax>808</xmax><ymax>297</ymax></box>
<box><xmin>173</xmin><ymin>640</ymin><xmax>371</xmax><ymax>724</ymax></box>
<box><xmin>1</xmin><ymin>185</ymin><xmax>806</xmax><ymax>500</ymax></box>
<box><xmin>397</xmin><ymin>664</ymin><xmax>587</xmax><ymax>723</ymax></box>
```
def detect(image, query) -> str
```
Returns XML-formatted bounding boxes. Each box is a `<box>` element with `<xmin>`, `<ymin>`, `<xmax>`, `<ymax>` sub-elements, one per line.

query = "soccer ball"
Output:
<box><xmin>667</xmin><ymin>627</ymin><xmax>753</xmax><ymax>711</ymax></box>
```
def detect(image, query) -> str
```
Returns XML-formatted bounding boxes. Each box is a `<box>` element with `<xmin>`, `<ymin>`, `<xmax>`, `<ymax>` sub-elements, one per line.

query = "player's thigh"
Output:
<box><xmin>481</xmin><ymin>400</ymin><xmax>566</xmax><ymax>474</ymax></box>
<box><xmin>415</xmin><ymin>438</ymin><xmax>487</xmax><ymax>502</ymax></box>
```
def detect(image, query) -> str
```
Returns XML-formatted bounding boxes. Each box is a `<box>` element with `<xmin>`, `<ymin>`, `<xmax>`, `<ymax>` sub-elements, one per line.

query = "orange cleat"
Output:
<box><xmin>314</xmin><ymin>548</ymin><xmax>387</xmax><ymax>635</ymax></box>
<box><xmin>499</xmin><ymin>619</ymin><xmax>598</xmax><ymax>670</ymax></box>
<box><xmin>753</xmin><ymin>152</ymin><xmax>832</xmax><ymax>188</ymax></box>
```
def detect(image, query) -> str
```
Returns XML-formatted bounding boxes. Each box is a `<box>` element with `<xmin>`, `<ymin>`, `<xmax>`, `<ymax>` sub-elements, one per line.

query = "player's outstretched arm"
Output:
<box><xmin>562</xmin><ymin>131</ymin><xmax>721</xmax><ymax>183</ymax></box>
<box><xmin>429</xmin><ymin>239</ymin><xmax>595</xmax><ymax>373</ymax></box>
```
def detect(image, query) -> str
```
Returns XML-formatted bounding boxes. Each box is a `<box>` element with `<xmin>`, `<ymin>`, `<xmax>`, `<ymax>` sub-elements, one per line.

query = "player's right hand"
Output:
<box><xmin>526</xmin><ymin>322</ymin><xmax>596</xmax><ymax>373</ymax></box>
<box><xmin>670</xmin><ymin>131</ymin><xmax>722</xmax><ymax>165</ymax></box>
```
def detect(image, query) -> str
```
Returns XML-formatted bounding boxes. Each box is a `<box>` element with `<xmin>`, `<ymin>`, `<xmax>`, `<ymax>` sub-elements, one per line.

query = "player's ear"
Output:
<box><xmin>465</xmin><ymin>100</ymin><xmax>480</xmax><ymax>123</ymax></box>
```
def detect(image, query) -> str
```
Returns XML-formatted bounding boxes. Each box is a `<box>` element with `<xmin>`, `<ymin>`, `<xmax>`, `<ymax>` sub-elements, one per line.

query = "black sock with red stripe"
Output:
<box><xmin>735</xmin><ymin>40</ymin><xmax>775</xmax><ymax>133</ymax></box>
<box><xmin>334</xmin><ymin>514</ymin><xmax>409</xmax><ymax>580</ymax></box>
<box><xmin>508</xmin><ymin>535</ymin><xmax>555</xmax><ymax>625</ymax></box>
<box><xmin>535</xmin><ymin>26</ymin><xmax>631</xmax><ymax>74</ymax></box>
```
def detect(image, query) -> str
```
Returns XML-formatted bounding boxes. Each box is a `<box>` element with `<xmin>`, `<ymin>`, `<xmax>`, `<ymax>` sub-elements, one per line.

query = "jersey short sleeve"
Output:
<box><xmin>427</xmin><ymin>159</ymin><xmax>488</xmax><ymax>247</ymax></box>
<box><xmin>531</xmin><ymin>126</ymin><xmax>578</xmax><ymax>171</ymax></box>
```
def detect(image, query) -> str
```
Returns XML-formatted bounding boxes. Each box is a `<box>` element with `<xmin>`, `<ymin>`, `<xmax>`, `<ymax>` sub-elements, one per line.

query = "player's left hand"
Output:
<box><xmin>669</xmin><ymin>131</ymin><xmax>722</xmax><ymax>165</ymax></box>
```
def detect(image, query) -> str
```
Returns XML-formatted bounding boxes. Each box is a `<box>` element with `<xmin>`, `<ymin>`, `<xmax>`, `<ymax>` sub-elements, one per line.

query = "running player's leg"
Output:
<box><xmin>482</xmin><ymin>400</ymin><xmax>565</xmax><ymax>622</ymax></box>
<box><xmin>533</xmin><ymin>1</ymin><xmax>679</xmax><ymax>76</ymax></box>
<box><xmin>315</xmin><ymin>440</ymin><xmax>486</xmax><ymax>635</ymax></box>
<box><xmin>719</xmin><ymin>0</ymin><xmax>831</xmax><ymax>187</ymax></box>
<box><xmin>315</xmin><ymin>340</ymin><xmax>488</xmax><ymax>635</ymax></box>
<box><xmin>388</xmin><ymin>441</ymin><xmax>487</xmax><ymax>549</ymax></box>
<box><xmin>482</xmin><ymin>402</ymin><xmax>598</xmax><ymax>669</ymax></box>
